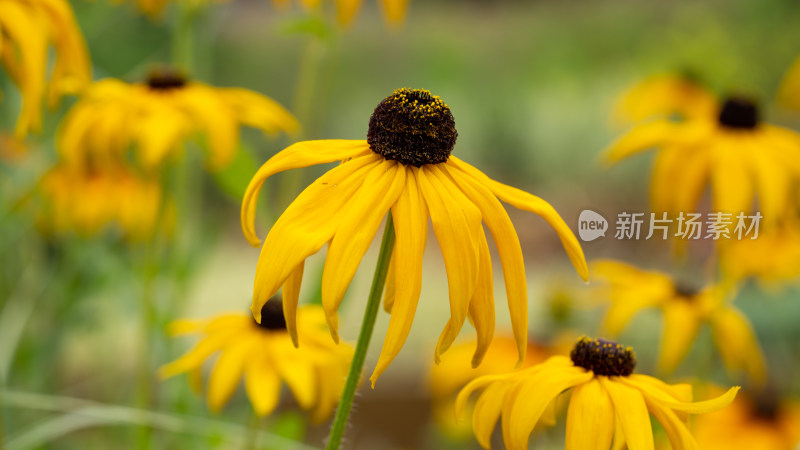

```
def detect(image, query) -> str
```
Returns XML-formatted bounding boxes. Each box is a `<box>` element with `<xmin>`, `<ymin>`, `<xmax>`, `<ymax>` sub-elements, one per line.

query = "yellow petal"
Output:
<box><xmin>418</xmin><ymin>165</ymin><xmax>482</xmax><ymax>361</ymax></box>
<box><xmin>503</xmin><ymin>364</ymin><xmax>593</xmax><ymax>450</ymax></box>
<box><xmin>158</xmin><ymin>328</ymin><xmax>241</xmax><ymax>379</ymax></box>
<box><xmin>166</xmin><ymin>319</ymin><xmax>206</xmax><ymax>336</ymax></box>
<box><xmin>709</xmin><ymin>138</ymin><xmax>754</xmax><ymax>214</ymax></box>
<box><xmin>670</xmin><ymin>146</ymin><xmax>709</xmax><ymax>215</ymax></box>
<box><xmin>241</xmin><ymin>139</ymin><xmax>370</xmax><ymax>246</ymax></box>
<box><xmin>335</xmin><ymin>0</ymin><xmax>362</xmax><ymax>26</ymax></box>
<box><xmin>450</xmin><ymin>156</ymin><xmax>589</xmax><ymax>281</ymax></box>
<box><xmin>282</xmin><ymin>261</ymin><xmax>304</xmax><ymax>347</ymax></box>
<box><xmin>455</xmin><ymin>374</ymin><xmax>508</xmax><ymax>421</ymax></box>
<box><xmin>251</xmin><ymin>154</ymin><xmax>381</xmax><ymax>323</ymax></box>
<box><xmin>641</xmin><ymin>395</ymin><xmax>697</xmax><ymax>450</ymax></box>
<box><xmin>321</xmin><ymin>160</ymin><xmax>405</xmax><ymax>341</ymax></box>
<box><xmin>748</xmin><ymin>136</ymin><xmax>790</xmax><ymax>224</ymax></box>
<box><xmin>600</xmin><ymin>378</ymin><xmax>655</xmax><ymax>450</ymax></box>
<box><xmin>622</xmin><ymin>376</ymin><xmax>740</xmax><ymax>414</ymax></box>
<box><xmin>219</xmin><ymin>87</ymin><xmax>299</xmax><ymax>136</ymax></box>
<box><xmin>566</xmin><ymin>378</ymin><xmax>615</xmax><ymax>450</ymax></box>
<box><xmin>467</xmin><ymin>227</ymin><xmax>495</xmax><ymax>368</ymax></box>
<box><xmin>207</xmin><ymin>337</ymin><xmax>258</xmax><ymax>412</ymax></box>
<box><xmin>602</xmin><ymin>119</ymin><xmax>680</xmax><ymax>164</ymax></box>
<box><xmin>370</xmin><ymin>168</ymin><xmax>427</xmax><ymax>386</ymax></box>
<box><xmin>383</xmin><ymin>247</ymin><xmax>397</xmax><ymax>313</ymax></box>
<box><xmin>658</xmin><ymin>301</ymin><xmax>701</xmax><ymax>374</ymax></box>
<box><xmin>709</xmin><ymin>307</ymin><xmax>767</xmax><ymax>384</ymax></box>
<box><xmin>271</xmin><ymin>350</ymin><xmax>317</xmax><ymax>410</ymax></box>
<box><xmin>244</xmin><ymin>355</ymin><xmax>282</xmax><ymax>416</ymax></box>
<box><xmin>378</xmin><ymin>0</ymin><xmax>409</xmax><ymax>27</ymax></box>
<box><xmin>447</xmin><ymin>162</ymin><xmax>528</xmax><ymax>363</ymax></box>
<box><xmin>472</xmin><ymin>381</ymin><xmax>510</xmax><ymax>449</ymax></box>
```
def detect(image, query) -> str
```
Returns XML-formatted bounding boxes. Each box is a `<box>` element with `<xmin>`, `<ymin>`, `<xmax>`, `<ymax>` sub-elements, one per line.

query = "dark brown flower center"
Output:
<box><xmin>570</xmin><ymin>337</ymin><xmax>636</xmax><ymax>376</ymax></box>
<box><xmin>367</xmin><ymin>88</ymin><xmax>458</xmax><ymax>167</ymax></box>
<box><xmin>718</xmin><ymin>97</ymin><xmax>758</xmax><ymax>129</ymax></box>
<box><xmin>146</xmin><ymin>69</ymin><xmax>187</xmax><ymax>91</ymax></box>
<box><xmin>673</xmin><ymin>281</ymin><xmax>701</xmax><ymax>299</ymax></box>
<box><xmin>255</xmin><ymin>297</ymin><xmax>287</xmax><ymax>331</ymax></box>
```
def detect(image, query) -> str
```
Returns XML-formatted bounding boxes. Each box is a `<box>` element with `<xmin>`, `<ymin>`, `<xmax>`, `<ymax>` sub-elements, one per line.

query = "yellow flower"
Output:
<box><xmin>241</xmin><ymin>88</ymin><xmax>589</xmax><ymax>386</ymax></box>
<box><xmin>604</xmin><ymin>96</ymin><xmax>800</xmax><ymax>222</ymax></box>
<box><xmin>694</xmin><ymin>388</ymin><xmax>800</xmax><ymax>450</ymax></box>
<box><xmin>719</xmin><ymin>222</ymin><xmax>800</xmax><ymax>287</ymax></box>
<box><xmin>456</xmin><ymin>337</ymin><xmax>741</xmax><ymax>450</ymax></box>
<box><xmin>0</xmin><ymin>0</ymin><xmax>91</xmax><ymax>137</ymax></box>
<box><xmin>613</xmin><ymin>72</ymin><xmax>717</xmax><ymax>126</ymax></box>
<box><xmin>38</xmin><ymin>164</ymin><xmax>165</xmax><ymax>239</ymax></box>
<box><xmin>159</xmin><ymin>301</ymin><xmax>353</xmax><ymax>423</ymax></box>
<box><xmin>58</xmin><ymin>69</ymin><xmax>299</xmax><ymax>171</ymax></box>
<box><xmin>429</xmin><ymin>335</ymin><xmax>555</xmax><ymax>438</ymax></box>
<box><xmin>271</xmin><ymin>0</ymin><xmax>410</xmax><ymax>28</ymax></box>
<box><xmin>592</xmin><ymin>259</ymin><xmax>766</xmax><ymax>383</ymax></box>
<box><xmin>778</xmin><ymin>55</ymin><xmax>800</xmax><ymax>111</ymax></box>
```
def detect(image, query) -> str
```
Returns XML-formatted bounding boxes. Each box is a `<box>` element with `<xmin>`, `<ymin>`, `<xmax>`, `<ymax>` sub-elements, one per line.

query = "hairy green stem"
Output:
<box><xmin>325</xmin><ymin>213</ymin><xmax>395</xmax><ymax>450</ymax></box>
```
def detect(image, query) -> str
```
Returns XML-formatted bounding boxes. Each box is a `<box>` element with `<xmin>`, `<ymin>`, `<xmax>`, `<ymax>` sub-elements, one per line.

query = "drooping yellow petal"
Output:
<box><xmin>709</xmin><ymin>307</ymin><xmax>767</xmax><ymax>384</ymax></box>
<box><xmin>378</xmin><ymin>0</ymin><xmax>409</xmax><ymax>27</ymax></box>
<box><xmin>446</xmin><ymin>162</ymin><xmax>528</xmax><ymax>363</ymax></box>
<box><xmin>370</xmin><ymin>167</ymin><xmax>427</xmax><ymax>386</ymax></box>
<box><xmin>600</xmin><ymin>378</ymin><xmax>655</xmax><ymax>450</ymax></box>
<box><xmin>670</xmin><ymin>145</ymin><xmax>709</xmax><ymax>215</ymax></box>
<box><xmin>472</xmin><ymin>381</ymin><xmax>510</xmax><ymax>449</ymax></box>
<box><xmin>451</xmin><ymin>156</ymin><xmax>589</xmax><ymax>281</ymax></box>
<box><xmin>335</xmin><ymin>0</ymin><xmax>362</xmax><ymax>26</ymax></box>
<box><xmin>282</xmin><ymin>261</ymin><xmax>304</xmax><ymax>347</ymax></box>
<box><xmin>178</xmin><ymin>84</ymin><xmax>240</xmax><ymax>171</ymax></box>
<box><xmin>383</xmin><ymin>247</ymin><xmax>397</xmax><ymax>313</ymax></box>
<box><xmin>747</xmin><ymin>136</ymin><xmax>790</xmax><ymax>225</ymax></box>
<box><xmin>241</xmin><ymin>139</ymin><xmax>370</xmax><ymax>246</ymax></box>
<box><xmin>658</xmin><ymin>301</ymin><xmax>702</xmax><ymax>374</ymax></box>
<box><xmin>467</xmin><ymin>226</ymin><xmax>495</xmax><ymax>368</ymax></box>
<box><xmin>503</xmin><ymin>364</ymin><xmax>593</xmax><ymax>450</ymax></box>
<box><xmin>219</xmin><ymin>87</ymin><xmax>299</xmax><ymax>136</ymax></box>
<box><xmin>207</xmin><ymin>337</ymin><xmax>258</xmax><ymax>411</ymax></box>
<box><xmin>642</xmin><ymin>395</ymin><xmax>698</xmax><ymax>450</ymax></box>
<box><xmin>709</xmin><ymin>138</ymin><xmax>754</xmax><ymax>214</ymax></box>
<box><xmin>271</xmin><ymin>349</ymin><xmax>317</xmax><ymax>410</ymax></box>
<box><xmin>419</xmin><ymin>165</ymin><xmax>481</xmax><ymax>361</ymax></box>
<box><xmin>566</xmin><ymin>378</ymin><xmax>615</xmax><ymax>450</ymax></box>
<box><xmin>244</xmin><ymin>355</ymin><xmax>282</xmax><ymax>416</ymax></box>
<box><xmin>455</xmin><ymin>374</ymin><xmax>509</xmax><ymax>421</ymax></box>
<box><xmin>321</xmin><ymin>160</ymin><xmax>405</xmax><ymax>341</ymax></box>
<box><xmin>251</xmin><ymin>154</ymin><xmax>381</xmax><ymax>323</ymax></box>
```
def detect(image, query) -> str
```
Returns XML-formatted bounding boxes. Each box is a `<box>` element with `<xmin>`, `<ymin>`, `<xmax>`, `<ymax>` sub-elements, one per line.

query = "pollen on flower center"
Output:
<box><xmin>367</xmin><ymin>88</ymin><xmax>458</xmax><ymax>167</ymax></box>
<box><xmin>718</xmin><ymin>97</ymin><xmax>759</xmax><ymax>129</ymax></box>
<box><xmin>570</xmin><ymin>336</ymin><xmax>636</xmax><ymax>376</ymax></box>
<box><xmin>255</xmin><ymin>297</ymin><xmax>287</xmax><ymax>331</ymax></box>
<box><xmin>146</xmin><ymin>69</ymin><xmax>187</xmax><ymax>91</ymax></box>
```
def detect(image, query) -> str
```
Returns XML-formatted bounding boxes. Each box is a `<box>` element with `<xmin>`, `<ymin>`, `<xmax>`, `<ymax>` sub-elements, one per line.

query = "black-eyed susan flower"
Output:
<box><xmin>429</xmin><ymin>335</ymin><xmax>557</xmax><ymax>439</ymax></box>
<box><xmin>778</xmin><ymin>55</ymin><xmax>800</xmax><ymax>111</ymax></box>
<box><xmin>604</xmin><ymin>96</ymin><xmax>800</xmax><ymax>222</ymax></box>
<box><xmin>159</xmin><ymin>301</ymin><xmax>353</xmax><ymax>423</ymax></box>
<box><xmin>591</xmin><ymin>259</ymin><xmax>766</xmax><ymax>383</ymax></box>
<box><xmin>456</xmin><ymin>337</ymin><xmax>740</xmax><ymax>450</ymax></box>
<box><xmin>694</xmin><ymin>388</ymin><xmax>800</xmax><ymax>450</ymax></box>
<box><xmin>241</xmin><ymin>88</ymin><xmax>589</xmax><ymax>385</ymax></box>
<box><xmin>272</xmin><ymin>0</ymin><xmax>409</xmax><ymax>28</ymax></box>
<box><xmin>37</xmin><ymin>164</ymin><xmax>166</xmax><ymax>239</ymax></box>
<box><xmin>58</xmin><ymin>69</ymin><xmax>299</xmax><ymax>171</ymax></box>
<box><xmin>612</xmin><ymin>72</ymin><xmax>717</xmax><ymax>126</ymax></box>
<box><xmin>0</xmin><ymin>0</ymin><xmax>91</xmax><ymax>137</ymax></box>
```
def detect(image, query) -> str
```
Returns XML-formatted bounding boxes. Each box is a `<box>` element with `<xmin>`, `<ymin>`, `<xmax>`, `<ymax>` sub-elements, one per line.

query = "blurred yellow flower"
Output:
<box><xmin>695</xmin><ymin>389</ymin><xmax>800</xmax><ymax>450</ymax></box>
<box><xmin>778</xmin><ymin>55</ymin><xmax>800</xmax><ymax>111</ymax></box>
<box><xmin>0</xmin><ymin>0</ymin><xmax>91</xmax><ymax>137</ymax></box>
<box><xmin>241</xmin><ymin>88</ymin><xmax>589</xmax><ymax>386</ymax></box>
<box><xmin>116</xmin><ymin>0</ymin><xmax>226</xmax><ymax>19</ymax></box>
<box><xmin>272</xmin><ymin>0</ymin><xmax>409</xmax><ymax>28</ymax></box>
<box><xmin>613</xmin><ymin>72</ymin><xmax>717</xmax><ymax>126</ymax></box>
<box><xmin>604</xmin><ymin>97</ymin><xmax>800</xmax><ymax>222</ymax></box>
<box><xmin>719</xmin><ymin>222</ymin><xmax>800</xmax><ymax>287</ymax></box>
<box><xmin>38</xmin><ymin>164</ymin><xmax>165</xmax><ymax>239</ymax></box>
<box><xmin>159</xmin><ymin>301</ymin><xmax>353</xmax><ymax>423</ymax></box>
<box><xmin>429</xmin><ymin>335</ymin><xmax>555</xmax><ymax>439</ymax></box>
<box><xmin>58</xmin><ymin>69</ymin><xmax>299</xmax><ymax>172</ymax></box>
<box><xmin>592</xmin><ymin>259</ymin><xmax>766</xmax><ymax>383</ymax></box>
<box><xmin>456</xmin><ymin>337</ymin><xmax>740</xmax><ymax>450</ymax></box>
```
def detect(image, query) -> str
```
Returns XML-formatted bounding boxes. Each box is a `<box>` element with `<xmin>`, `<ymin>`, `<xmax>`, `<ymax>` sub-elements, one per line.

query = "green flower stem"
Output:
<box><xmin>325</xmin><ymin>213</ymin><xmax>395</xmax><ymax>450</ymax></box>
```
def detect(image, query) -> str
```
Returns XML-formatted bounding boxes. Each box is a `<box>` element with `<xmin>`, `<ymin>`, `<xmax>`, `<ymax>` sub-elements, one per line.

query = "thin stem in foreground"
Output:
<box><xmin>325</xmin><ymin>213</ymin><xmax>395</xmax><ymax>450</ymax></box>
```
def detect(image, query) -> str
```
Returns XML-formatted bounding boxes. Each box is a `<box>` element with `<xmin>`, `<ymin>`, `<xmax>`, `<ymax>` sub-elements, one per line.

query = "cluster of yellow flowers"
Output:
<box><xmin>5</xmin><ymin>0</ymin><xmax>800</xmax><ymax>449</ymax></box>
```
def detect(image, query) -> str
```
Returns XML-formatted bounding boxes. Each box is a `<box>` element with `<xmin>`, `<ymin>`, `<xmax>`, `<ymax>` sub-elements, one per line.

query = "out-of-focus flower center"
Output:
<box><xmin>570</xmin><ymin>337</ymin><xmax>636</xmax><ymax>376</ymax></box>
<box><xmin>367</xmin><ymin>88</ymin><xmax>458</xmax><ymax>167</ymax></box>
<box><xmin>673</xmin><ymin>281</ymin><xmax>701</xmax><ymax>300</ymax></box>
<box><xmin>146</xmin><ymin>69</ymin><xmax>187</xmax><ymax>91</ymax></box>
<box><xmin>255</xmin><ymin>298</ymin><xmax>287</xmax><ymax>331</ymax></box>
<box><xmin>751</xmin><ymin>392</ymin><xmax>780</xmax><ymax>421</ymax></box>
<box><xmin>718</xmin><ymin>97</ymin><xmax>759</xmax><ymax>129</ymax></box>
